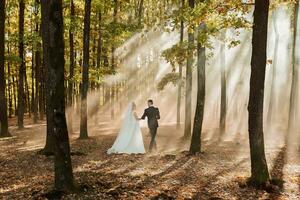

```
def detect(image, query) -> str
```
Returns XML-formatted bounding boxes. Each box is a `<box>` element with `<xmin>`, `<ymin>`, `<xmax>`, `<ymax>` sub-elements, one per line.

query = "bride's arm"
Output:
<box><xmin>133</xmin><ymin>112</ymin><xmax>140</xmax><ymax>120</ymax></box>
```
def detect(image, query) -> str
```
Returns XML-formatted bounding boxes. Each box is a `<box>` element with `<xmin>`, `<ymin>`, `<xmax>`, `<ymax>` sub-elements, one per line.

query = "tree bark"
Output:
<box><xmin>267</xmin><ymin>12</ymin><xmax>279</xmax><ymax>127</ymax></box>
<box><xmin>247</xmin><ymin>0</ymin><xmax>270</xmax><ymax>187</ymax></box>
<box><xmin>183</xmin><ymin>0</ymin><xmax>194</xmax><ymax>139</ymax></box>
<box><xmin>68</xmin><ymin>0</ymin><xmax>75</xmax><ymax>134</ymax></box>
<box><xmin>190</xmin><ymin>23</ymin><xmax>206</xmax><ymax>154</ymax></box>
<box><xmin>7</xmin><ymin>18</ymin><xmax>13</xmax><ymax>118</ymax></box>
<box><xmin>17</xmin><ymin>0</ymin><xmax>25</xmax><ymax>129</ymax></box>
<box><xmin>96</xmin><ymin>10</ymin><xmax>102</xmax><ymax>71</ymax></box>
<box><xmin>220</xmin><ymin>30</ymin><xmax>226</xmax><ymax>137</ymax></box>
<box><xmin>288</xmin><ymin>0</ymin><xmax>299</xmax><ymax>135</ymax></box>
<box><xmin>137</xmin><ymin>0</ymin><xmax>144</xmax><ymax>27</ymax></box>
<box><xmin>41</xmin><ymin>0</ymin><xmax>54</xmax><ymax>155</ymax></box>
<box><xmin>110</xmin><ymin>0</ymin><xmax>118</xmax><ymax>120</ymax></box>
<box><xmin>41</xmin><ymin>0</ymin><xmax>75</xmax><ymax>191</ymax></box>
<box><xmin>177</xmin><ymin>0</ymin><xmax>184</xmax><ymax>129</ymax></box>
<box><xmin>33</xmin><ymin>0</ymin><xmax>40</xmax><ymax>123</ymax></box>
<box><xmin>0</xmin><ymin>0</ymin><xmax>10</xmax><ymax>137</ymax></box>
<box><xmin>80</xmin><ymin>0</ymin><xmax>92</xmax><ymax>139</ymax></box>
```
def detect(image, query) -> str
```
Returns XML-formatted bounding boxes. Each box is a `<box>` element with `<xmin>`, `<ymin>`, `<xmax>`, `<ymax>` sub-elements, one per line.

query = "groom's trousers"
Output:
<box><xmin>149</xmin><ymin>127</ymin><xmax>157</xmax><ymax>151</ymax></box>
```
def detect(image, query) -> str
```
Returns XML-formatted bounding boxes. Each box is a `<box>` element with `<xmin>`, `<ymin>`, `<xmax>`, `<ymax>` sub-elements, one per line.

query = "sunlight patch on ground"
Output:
<box><xmin>0</xmin><ymin>183</ymin><xmax>27</xmax><ymax>195</ymax></box>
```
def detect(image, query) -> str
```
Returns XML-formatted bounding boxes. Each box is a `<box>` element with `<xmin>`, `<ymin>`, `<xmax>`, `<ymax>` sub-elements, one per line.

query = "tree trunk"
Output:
<box><xmin>247</xmin><ymin>0</ymin><xmax>270</xmax><ymax>187</ymax></box>
<box><xmin>13</xmin><ymin>76</ymin><xmax>17</xmax><ymax>116</ymax></box>
<box><xmin>287</xmin><ymin>0</ymin><xmax>299</xmax><ymax>135</ymax></box>
<box><xmin>68</xmin><ymin>0</ymin><xmax>75</xmax><ymax>134</ymax></box>
<box><xmin>183</xmin><ymin>0</ymin><xmax>194</xmax><ymax>139</ymax></box>
<box><xmin>110</xmin><ymin>0</ymin><xmax>118</xmax><ymax>120</ymax></box>
<box><xmin>177</xmin><ymin>0</ymin><xmax>184</xmax><ymax>129</ymax></box>
<box><xmin>31</xmin><ymin>44</ymin><xmax>35</xmax><ymax>120</ymax></box>
<box><xmin>190</xmin><ymin>23</ymin><xmax>206</xmax><ymax>154</ymax></box>
<box><xmin>220</xmin><ymin>30</ymin><xmax>226</xmax><ymax>137</ymax></box>
<box><xmin>25</xmin><ymin>62</ymin><xmax>30</xmax><ymax>116</ymax></box>
<box><xmin>0</xmin><ymin>0</ymin><xmax>10</xmax><ymax>137</ymax></box>
<box><xmin>41</xmin><ymin>0</ymin><xmax>54</xmax><ymax>155</ymax></box>
<box><xmin>7</xmin><ymin>18</ymin><xmax>13</xmax><ymax>118</ymax></box>
<box><xmin>138</xmin><ymin>0</ymin><xmax>144</xmax><ymax>27</ymax></box>
<box><xmin>80</xmin><ymin>0</ymin><xmax>92</xmax><ymax>139</ymax></box>
<box><xmin>267</xmin><ymin>12</ymin><xmax>279</xmax><ymax>127</ymax></box>
<box><xmin>96</xmin><ymin>11</ymin><xmax>102</xmax><ymax>72</ymax></box>
<box><xmin>17</xmin><ymin>0</ymin><xmax>25</xmax><ymax>129</ymax></box>
<box><xmin>33</xmin><ymin>0</ymin><xmax>40</xmax><ymax>123</ymax></box>
<box><xmin>41</xmin><ymin>0</ymin><xmax>75</xmax><ymax>191</ymax></box>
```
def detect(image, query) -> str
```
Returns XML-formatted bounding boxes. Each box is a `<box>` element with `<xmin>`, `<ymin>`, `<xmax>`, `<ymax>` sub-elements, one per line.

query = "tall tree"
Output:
<box><xmin>177</xmin><ymin>0</ymin><xmax>184</xmax><ymax>129</ymax></box>
<box><xmin>33</xmin><ymin>0</ymin><xmax>41</xmax><ymax>123</ymax></box>
<box><xmin>288</xmin><ymin>0</ymin><xmax>299</xmax><ymax>135</ymax></box>
<box><xmin>190</xmin><ymin>23</ymin><xmax>206</xmax><ymax>154</ymax></box>
<box><xmin>110</xmin><ymin>0</ymin><xmax>118</xmax><ymax>120</ymax></box>
<box><xmin>17</xmin><ymin>0</ymin><xmax>25</xmax><ymax>129</ymax></box>
<box><xmin>96</xmin><ymin>10</ymin><xmax>102</xmax><ymax>76</ymax></box>
<box><xmin>219</xmin><ymin>30</ymin><xmax>226</xmax><ymax>137</ymax></box>
<box><xmin>68</xmin><ymin>0</ymin><xmax>75</xmax><ymax>134</ymax></box>
<box><xmin>137</xmin><ymin>0</ymin><xmax>144</xmax><ymax>27</ymax></box>
<box><xmin>80</xmin><ymin>0</ymin><xmax>92</xmax><ymax>139</ymax></box>
<box><xmin>0</xmin><ymin>0</ymin><xmax>10</xmax><ymax>137</ymax></box>
<box><xmin>247</xmin><ymin>0</ymin><xmax>270</xmax><ymax>187</ymax></box>
<box><xmin>267</xmin><ymin>11</ymin><xmax>279</xmax><ymax>128</ymax></box>
<box><xmin>41</xmin><ymin>0</ymin><xmax>75</xmax><ymax>191</ymax></box>
<box><xmin>183</xmin><ymin>0</ymin><xmax>194</xmax><ymax>139</ymax></box>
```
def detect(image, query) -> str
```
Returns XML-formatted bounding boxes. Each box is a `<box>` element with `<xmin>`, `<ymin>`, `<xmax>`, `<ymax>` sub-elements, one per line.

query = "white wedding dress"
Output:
<box><xmin>107</xmin><ymin>103</ymin><xmax>146</xmax><ymax>154</ymax></box>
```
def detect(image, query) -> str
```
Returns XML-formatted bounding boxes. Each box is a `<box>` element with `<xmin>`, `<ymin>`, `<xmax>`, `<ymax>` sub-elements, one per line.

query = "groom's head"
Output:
<box><xmin>148</xmin><ymin>99</ymin><xmax>153</xmax><ymax>107</ymax></box>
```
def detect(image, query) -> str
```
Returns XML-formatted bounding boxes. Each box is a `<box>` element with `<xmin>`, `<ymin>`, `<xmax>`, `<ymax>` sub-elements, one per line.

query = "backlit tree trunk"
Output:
<box><xmin>190</xmin><ymin>23</ymin><xmax>206</xmax><ymax>154</ymax></box>
<box><xmin>80</xmin><ymin>0</ymin><xmax>92</xmax><ymax>139</ymax></box>
<box><xmin>177</xmin><ymin>0</ymin><xmax>184</xmax><ymax>129</ymax></box>
<box><xmin>41</xmin><ymin>0</ymin><xmax>75</xmax><ymax>191</ymax></box>
<box><xmin>68</xmin><ymin>0</ymin><xmax>75</xmax><ymax>134</ymax></box>
<box><xmin>183</xmin><ymin>0</ymin><xmax>194</xmax><ymax>139</ymax></box>
<box><xmin>17</xmin><ymin>0</ymin><xmax>25</xmax><ymax>129</ymax></box>
<box><xmin>220</xmin><ymin>30</ymin><xmax>226</xmax><ymax>137</ymax></box>
<box><xmin>248</xmin><ymin>0</ymin><xmax>270</xmax><ymax>187</ymax></box>
<box><xmin>288</xmin><ymin>0</ymin><xmax>299</xmax><ymax>135</ymax></box>
<box><xmin>0</xmin><ymin>0</ymin><xmax>10</xmax><ymax>137</ymax></box>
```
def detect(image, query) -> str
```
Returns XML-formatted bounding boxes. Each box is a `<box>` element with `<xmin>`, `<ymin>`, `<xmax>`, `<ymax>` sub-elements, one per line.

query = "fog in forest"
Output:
<box><xmin>65</xmin><ymin>5</ymin><xmax>300</xmax><ymax>156</ymax></box>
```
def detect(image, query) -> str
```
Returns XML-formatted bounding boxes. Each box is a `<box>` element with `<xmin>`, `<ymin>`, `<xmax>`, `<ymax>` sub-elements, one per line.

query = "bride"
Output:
<box><xmin>107</xmin><ymin>102</ymin><xmax>145</xmax><ymax>154</ymax></box>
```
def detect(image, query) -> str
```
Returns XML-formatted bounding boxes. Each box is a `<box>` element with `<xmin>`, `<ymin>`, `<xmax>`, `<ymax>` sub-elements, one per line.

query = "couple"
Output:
<box><xmin>107</xmin><ymin>100</ymin><xmax>160</xmax><ymax>154</ymax></box>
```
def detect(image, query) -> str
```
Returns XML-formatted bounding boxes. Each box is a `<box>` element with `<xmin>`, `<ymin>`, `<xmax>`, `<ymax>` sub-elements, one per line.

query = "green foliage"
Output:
<box><xmin>162</xmin><ymin>42</ymin><xmax>191</xmax><ymax>70</ymax></box>
<box><xmin>157</xmin><ymin>73</ymin><xmax>180</xmax><ymax>91</ymax></box>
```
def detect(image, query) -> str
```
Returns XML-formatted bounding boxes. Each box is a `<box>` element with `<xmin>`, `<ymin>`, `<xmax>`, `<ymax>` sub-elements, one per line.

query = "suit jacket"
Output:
<box><xmin>141</xmin><ymin>106</ymin><xmax>160</xmax><ymax>129</ymax></box>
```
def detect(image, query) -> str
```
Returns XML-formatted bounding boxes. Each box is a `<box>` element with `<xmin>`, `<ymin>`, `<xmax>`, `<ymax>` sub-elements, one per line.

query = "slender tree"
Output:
<box><xmin>0</xmin><ymin>0</ymin><xmax>11</xmax><ymax>137</ymax></box>
<box><xmin>183</xmin><ymin>0</ymin><xmax>194</xmax><ymax>139</ymax></box>
<box><xmin>41</xmin><ymin>0</ymin><xmax>75</xmax><ymax>191</ymax></box>
<box><xmin>110</xmin><ymin>0</ymin><xmax>118</xmax><ymax>120</ymax></box>
<box><xmin>190</xmin><ymin>23</ymin><xmax>206</xmax><ymax>154</ymax></box>
<box><xmin>33</xmin><ymin>0</ymin><xmax>40</xmax><ymax>123</ymax></box>
<box><xmin>40</xmin><ymin>0</ymin><xmax>54</xmax><ymax>155</ymax></box>
<box><xmin>68</xmin><ymin>0</ymin><xmax>75</xmax><ymax>134</ymax></box>
<box><xmin>247</xmin><ymin>0</ymin><xmax>270</xmax><ymax>187</ymax></box>
<box><xmin>138</xmin><ymin>0</ymin><xmax>144</xmax><ymax>27</ymax></box>
<box><xmin>80</xmin><ymin>0</ymin><xmax>92</xmax><ymax>139</ymax></box>
<box><xmin>220</xmin><ymin>30</ymin><xmax>226</xmax><ymax>137</ymax></box>
<box><xmin>17</xmin><ymin>0</ymin><xmax>25</xmax><ymax>129</ymax></box>
<box><xmin>288</xmin><ymin>0</ymin><xmax>299</xmax><ymax>135</ymax></box>
<box><xmin>96</xmin><ymin>10</ymin><xmax>102</xmax><ymax>71</ymax></box>
<box><xmin>267</xmin><ymin>11</ymin><xmax>279</xmax><ymax>128</ymax></box>
<box><xmin>177</xmin><ymin>0</ymin><xmax>184</xmax><ymax>129</ymax></box>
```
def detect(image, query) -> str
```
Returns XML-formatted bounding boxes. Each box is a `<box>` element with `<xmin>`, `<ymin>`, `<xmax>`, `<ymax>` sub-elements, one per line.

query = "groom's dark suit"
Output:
<box><xmin>141</xmin><ymin>106</ymin><xmax>160</xmax><ymax>151</ymax></box>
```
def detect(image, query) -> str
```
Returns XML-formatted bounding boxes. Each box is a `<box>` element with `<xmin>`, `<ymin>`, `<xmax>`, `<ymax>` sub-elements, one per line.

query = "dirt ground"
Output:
<box><xmin>0</xmin><ymin>115</ymin><xmax>299</xmax><ymax>200</ymax></box>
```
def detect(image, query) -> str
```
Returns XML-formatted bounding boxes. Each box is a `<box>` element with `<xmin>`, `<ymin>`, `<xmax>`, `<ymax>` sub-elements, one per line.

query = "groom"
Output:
<box><xmin>140</xmin><ymin>99</ymin><xmax>160</xmax><ymax>152</ymax></box>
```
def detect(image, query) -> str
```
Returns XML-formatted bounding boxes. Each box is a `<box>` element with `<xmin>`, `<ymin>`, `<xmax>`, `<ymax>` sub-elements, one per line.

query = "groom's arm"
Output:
<box><xmin>141</xmin><ymin>109</ymin><xmax>147</xmax><ymax>120</ymax></box>
<box><xmin>156</xmin><ymin>108</ymin><xmax>160</xmax><ymax>120</ymax></box>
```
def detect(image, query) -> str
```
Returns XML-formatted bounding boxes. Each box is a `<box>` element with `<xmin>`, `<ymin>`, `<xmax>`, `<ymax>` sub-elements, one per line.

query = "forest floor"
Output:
<box><xmin>0</xmin><ymin>115</ymin><xmax>299</xmax><ymax>200</ymax></box>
